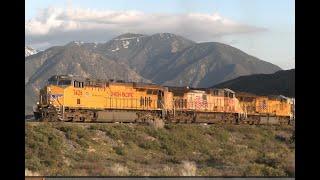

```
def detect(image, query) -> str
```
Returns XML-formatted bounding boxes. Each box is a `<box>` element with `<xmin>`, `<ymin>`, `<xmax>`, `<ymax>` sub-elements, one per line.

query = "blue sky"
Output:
<box><xmin>25</xmin><ymin>0</ymin><xmax>295</xmax><ymax>69</ymax></box>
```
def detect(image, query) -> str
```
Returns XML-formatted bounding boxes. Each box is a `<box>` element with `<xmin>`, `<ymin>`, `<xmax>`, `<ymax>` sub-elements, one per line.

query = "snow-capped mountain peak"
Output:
<box><xmin>25</xmin><ymin>46</ymin><xmax>38</xmax><ymax>57</ymax></box>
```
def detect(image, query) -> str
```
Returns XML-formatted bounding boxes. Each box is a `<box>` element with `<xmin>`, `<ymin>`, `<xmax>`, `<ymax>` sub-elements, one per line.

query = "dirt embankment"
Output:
<box><xmin>25</xmin><ymin>123</ymin><xmax>295</xmax><ymax>176</ymax></box>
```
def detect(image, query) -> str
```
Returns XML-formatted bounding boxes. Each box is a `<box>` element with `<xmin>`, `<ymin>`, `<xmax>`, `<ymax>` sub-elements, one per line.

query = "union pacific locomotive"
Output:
<box><xmin>33</xmin><ymin>75</ymin><xmax>294</xmax><ymax>125</ymax></box>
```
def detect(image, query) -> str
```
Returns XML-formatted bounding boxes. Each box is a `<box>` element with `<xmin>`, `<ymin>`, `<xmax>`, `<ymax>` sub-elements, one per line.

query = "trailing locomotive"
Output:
<box><xmin>34</xmin><ymin>75</ymin><xmax>294</xmax><ymax>125</ymax></box>
<box><xmin>236</xmin><ymin>92</ymin><xmax>293</xmax><ymax>125</ymax></box>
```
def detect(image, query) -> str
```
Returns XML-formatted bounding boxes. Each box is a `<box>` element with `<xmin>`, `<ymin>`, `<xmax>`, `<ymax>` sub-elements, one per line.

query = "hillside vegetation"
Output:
<box><xmin>214</xmin><ymin>69</ymin><xmax>295</xmax><ymax>97</ymax></box>
<box><xmin>25</xmin><ymin>123</ymin><xmax>294</xmax><ymax>176</ymax></box>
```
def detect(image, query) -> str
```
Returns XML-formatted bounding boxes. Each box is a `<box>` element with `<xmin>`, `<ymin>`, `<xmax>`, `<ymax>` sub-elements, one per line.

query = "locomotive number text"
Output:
<box><xmin>73</xmin><ymin>89</ymin><xmax>83</xmax><ymax>96</ymax></box>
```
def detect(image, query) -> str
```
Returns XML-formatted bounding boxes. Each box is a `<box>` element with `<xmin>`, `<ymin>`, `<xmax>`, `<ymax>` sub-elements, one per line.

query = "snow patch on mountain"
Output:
<box><xmin>25</xmin><ymin>46</ymin><xmax>39</xmax><ymax>57</ymax></box>
<box><xmin>111</xmin><ymin>47</ymin><xmax>120</xmax><ymax>52</ymax></box>
<box><xmin>122</xmin><ymin>40</ymin><xmax>130</xmax><ymax>48</ymax></box>
<box><xmin>72</xmin><ymin>41</ymin><xmax>84</xmax><ymax>46</ymax></box>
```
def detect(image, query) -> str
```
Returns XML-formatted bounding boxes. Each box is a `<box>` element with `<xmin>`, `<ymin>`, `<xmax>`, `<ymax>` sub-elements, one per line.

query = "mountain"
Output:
<box><xmin>25</xmin><ymin>33</ymin><xmax>282</xmax><ymax>114</ymax></box>
<box><xmin>155</xmin><ymin>42</ymin><xmax>281</xmax><ymax>87</ymax></box>
<box><xmin>92</xmin><ymin>33</ymin><xmax>280</xmax><ymax>87</ymax></box>
<box><xmin>213</xmin><ymin>69</ymin><xmax>295</xmax><ymax>97</ymax></box>
<box><xmin>94</xmin><ymin>33</ymin><xmax>195</xmax><ymax>78</ymax></box>
<box><xmin>25</xmin><ymin>46</ymin><xmax>39</xmax><ymax>57</ymax></box>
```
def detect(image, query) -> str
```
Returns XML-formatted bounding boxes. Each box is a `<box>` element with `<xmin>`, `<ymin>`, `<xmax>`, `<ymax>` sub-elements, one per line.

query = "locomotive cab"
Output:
<box><xmin>48</xmin><ymin>75</ymin><xmax>72</xmax><ymax>86</ymax></box>
<box><xmin>224</xmin><ymin>88</ymin><xmax>235</xmax><ymax>98</ymax></box>
<box><xmin>34</xmin><ymin>75</ymin><xmax>76</xmax><ymax>120</ymax></box>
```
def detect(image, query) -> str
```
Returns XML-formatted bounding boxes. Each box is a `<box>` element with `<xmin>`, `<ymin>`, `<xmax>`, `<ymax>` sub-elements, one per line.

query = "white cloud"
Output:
<box><xmin>25</xmin><ymin>7</ymin><xmax>266</xmax><ymax>49</ymax></box>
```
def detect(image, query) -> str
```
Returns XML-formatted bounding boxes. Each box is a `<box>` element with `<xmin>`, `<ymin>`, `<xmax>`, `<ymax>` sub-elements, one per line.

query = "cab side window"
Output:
<box><xmin>74</xmin><ymin>81</ymin><xmax>84</xmax><ymax>88</ymax></box>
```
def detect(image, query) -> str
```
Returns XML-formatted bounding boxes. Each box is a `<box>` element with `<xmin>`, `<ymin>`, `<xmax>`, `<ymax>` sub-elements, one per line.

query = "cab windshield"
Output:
<box><xmin>58</xmin><ymin>80</ymin><xmax>71</xmax><ymax>86</ymax></box>
<box><xmin>48</xmin><ymin>79</ymin><xmax>71</xmax><ymax>86</ymax></box>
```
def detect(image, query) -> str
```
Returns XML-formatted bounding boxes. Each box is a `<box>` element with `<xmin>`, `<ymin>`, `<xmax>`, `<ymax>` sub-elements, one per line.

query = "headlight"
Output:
<box><xmin>36</xmin><ymin>102</ymin><xmax>39</xmax><ymax>105</ymax></box>
<box><xmin>49</xmin><ymin>101</ymin><xmax>52</xmax><ymax>104</ymax></box>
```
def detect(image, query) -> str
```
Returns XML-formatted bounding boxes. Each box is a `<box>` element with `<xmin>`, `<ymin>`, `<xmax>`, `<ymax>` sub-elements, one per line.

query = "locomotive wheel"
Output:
<box><xmin>80</xmin><ymin>117</ymin><xmax>85</xmax><ymax>122</ymax></box>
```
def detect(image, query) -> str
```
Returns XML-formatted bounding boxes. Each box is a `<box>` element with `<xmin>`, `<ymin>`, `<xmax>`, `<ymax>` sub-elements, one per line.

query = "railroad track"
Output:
<box><xmin>25</xmin><ymin>120</ymin><xmax>293</xmax><ymax>127</ymax></box>
<box><xmin>25</xmin><ymin>121</ymin><xmax>139</xmax><ymax>126</ymax></box>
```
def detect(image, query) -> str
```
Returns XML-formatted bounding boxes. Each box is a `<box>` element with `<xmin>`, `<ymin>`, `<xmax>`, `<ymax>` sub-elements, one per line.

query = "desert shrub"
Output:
<box><xmin>58</xmin><ymin>126</ymin><xmax>89</xmax><ymax>140</ymax></box>
<box><xmin>243</xmin><ymin>162</ymin><xmax>287</xmax><ymax>176</ymax></box>
<box><xmin>161</xmin><ymin>143</ymin><xmax>177</xmax><ymax>155</ymax></box>
<box><xmin>255</xmin><ymin>152</ymin><xmax>281</xmax><ymax>168</ymax></box>
<box><xmin>99</xmin><ymin>125</ymin><xmax>139</xmax><ymax>142</ymax></box>
<box><xmin>275</xmin><ymin>134</ymin><xmax>287</xmax><ymax>142</ymax></box>
<box><xmin>88</xmin><ymin>124</ymin><xmax>101</xmax><ymax>131</ymax></box>
<box><xmin>261</xmin><ymin>166</ymin><xmax>286</xmax><ymax>176</ymax></box>
<box><xmin>243</xmin><ymin>163</ymin><xmax>264</xmax><ymax>176</ymax></box>
<box><xmin>139</xmin><ymin>140</ymin><xmax>161</xmax><ymax>150</ymax></box>
<box><xmin>25</xmin><ymin>157</ymin><xmax>42</xmax><ymax>172</ymax></box>
<box><xmin>145</xmin><ymin>128</ymin><xmax>167</xmax><ymax>140</ymax></box>
<box><xmin>216</xmin><ymin>130</ymin><xmax>230</xmax><ymax>142</ymax></box>
<box><xmin>164</xmin><ymin>124</ymin><xmax>174</xmax><ymax>130</ymax></box>
<box><xmin>25</xmin><ymin>125</ymin><xmax>65</xmax><ymax>172</ymax></box>
<box><xmin>57</xmin><ymin>126</ymin><xmax>91</xmax><ymax>148</ymax></box>
<box><xmin>104</xmin><ymin>128</ymin><xmax>121</xmax><ymax>139</ymax></box>
<box><xmin>290</xmin><ymin>130</ymin><xmax>295</xmax><ymax>143</ymax></box>
<box><xmin>203</xmin><ymin>157</ymin><xmax>222</xmax><ymax>168</ymax></box>
<box><xmin>114</xmin><ymin>146</ymin><xmax>125</xmax><ymax>155</ymax></box>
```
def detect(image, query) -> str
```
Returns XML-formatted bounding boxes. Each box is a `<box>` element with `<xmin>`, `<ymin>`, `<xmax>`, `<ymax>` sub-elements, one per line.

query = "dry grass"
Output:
<box><xmin>148</xmin><ymin>118</ymin><xmax>165</xmax><ymax>129</ymax></box>
<box><xmin>180</xmin><ymin>161</ymin><xmax>197</xmax><ymax>176</ymax></box>
<box><xmin>25</xmin><ymin>169</ymin><xmax>40</xmax><ymax>176</ymax></box>
<box><xmin>110</xmin><ymin>163</ymin><xmax>129</xmax><ymax>176</ymax></box>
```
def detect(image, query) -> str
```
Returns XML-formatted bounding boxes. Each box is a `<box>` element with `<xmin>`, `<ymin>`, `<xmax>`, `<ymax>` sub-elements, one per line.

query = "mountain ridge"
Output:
<box><xmin>213</xmin><ymin>69</ymin><xmax>295</xmax><ymax>97</ymax></box>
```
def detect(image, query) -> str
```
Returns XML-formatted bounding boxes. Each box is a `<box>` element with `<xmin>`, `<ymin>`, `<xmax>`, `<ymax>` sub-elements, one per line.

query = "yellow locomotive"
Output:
<box><xmin>34</xmin><ymin>75</ymin><xmax>294</xmax><ymax>125</ymax></box>
<box><xmin>236</xmin><ymin>92</ymin><xmax>293</xmax><ymax>124</ymax></box>
<box><xmin>164</xmin><ymin>87</ymin><xmax>244</xmax><ymax>123</ymax></box>
<box><xmin>34</xmin><ymin>75</ymin><xmax>165</xmax><ymax>122</ymax></box>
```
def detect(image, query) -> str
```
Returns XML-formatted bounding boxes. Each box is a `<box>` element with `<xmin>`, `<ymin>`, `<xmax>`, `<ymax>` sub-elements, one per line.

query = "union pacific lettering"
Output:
<box><xmin>111</xmin><ymin>92</ymin><xmax>133</xmax><ymax>97</ymax></box>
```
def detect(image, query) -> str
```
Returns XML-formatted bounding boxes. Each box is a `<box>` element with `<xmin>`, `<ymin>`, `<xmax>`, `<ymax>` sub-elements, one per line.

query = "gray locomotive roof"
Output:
<box><xmin>48</xmin><ymin>75</ymin><xmax>163</xmax><ymax>88</ymax></box>
<box><xmin>49</xmin><ymin>75</ymin><xmax>239</xmax><ymax>94</ymax></box>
